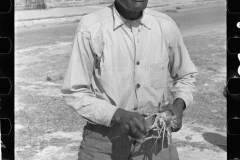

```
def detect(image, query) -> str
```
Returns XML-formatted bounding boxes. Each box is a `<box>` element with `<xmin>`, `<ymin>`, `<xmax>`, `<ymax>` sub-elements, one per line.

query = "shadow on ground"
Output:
<box><xmin>202</xmin><ymin>132</ymin><xmax>226</xmax><ymax>152</ymax></box>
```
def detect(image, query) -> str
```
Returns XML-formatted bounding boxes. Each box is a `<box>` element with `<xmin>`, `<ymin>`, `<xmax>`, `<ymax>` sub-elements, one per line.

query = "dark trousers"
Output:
<box><xmin>78</xmin><ymin>122</ymin><xmax>175</xmax><ymax>160</ymax></box>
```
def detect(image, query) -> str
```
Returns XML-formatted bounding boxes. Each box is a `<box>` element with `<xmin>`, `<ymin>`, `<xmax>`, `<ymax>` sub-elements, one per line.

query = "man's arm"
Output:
<box><xmin>168</xmin><ymin>21</ymin><xmax>198</xmax><ymax>109</ymax></box>
<box><xmin>161</xmin><ymin>20</ymin><xmax>198</xmax><ymax>132</ymax></box>
<box><xmin>61</xmin><ymin>30</ymin><xmax>117</xmax><ymax>127</ymax></box>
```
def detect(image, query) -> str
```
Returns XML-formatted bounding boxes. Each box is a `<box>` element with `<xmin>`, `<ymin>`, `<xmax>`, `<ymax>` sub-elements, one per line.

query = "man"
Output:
<box><xmin>61</xmin><ymin>0</ymin><xmax>198</xmax><ymax>159</ymax></box>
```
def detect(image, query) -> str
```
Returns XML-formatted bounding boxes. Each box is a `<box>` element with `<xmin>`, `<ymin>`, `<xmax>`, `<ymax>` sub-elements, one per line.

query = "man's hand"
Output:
<box><xmin>112</xmin><ymin>108</ymin><xmax>147</xmax><ymax>139</ymax></box>
<box><xmin>159</xmin><ymin>98</ymin><xmax>185</xmax><ymax>132</ymax></box>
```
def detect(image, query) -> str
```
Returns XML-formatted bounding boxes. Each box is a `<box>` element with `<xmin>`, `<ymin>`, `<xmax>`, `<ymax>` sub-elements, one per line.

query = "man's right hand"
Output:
<box><xmin>112</xmin><ymin>108</ymin><xmax>147</xmax><ymax>139</ymax></box>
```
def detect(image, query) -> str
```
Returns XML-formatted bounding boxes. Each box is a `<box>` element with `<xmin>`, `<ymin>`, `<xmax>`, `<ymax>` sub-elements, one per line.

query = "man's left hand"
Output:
<box><xmin>159</xmin><ymin>98</ymin><xmax>185</xmax><ymax>132</ymax></box>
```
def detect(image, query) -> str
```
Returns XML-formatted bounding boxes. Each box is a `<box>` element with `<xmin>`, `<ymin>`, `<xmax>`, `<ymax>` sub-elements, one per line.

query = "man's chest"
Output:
<box><xmin>91</xmin><ymin>25</ymin><xmax>170</xmax><ymax>92</ymax></box>
<box><xmin>92</xmin><ymin>24</ymin><xmax>169</xmax><ymax>69</ymax></box>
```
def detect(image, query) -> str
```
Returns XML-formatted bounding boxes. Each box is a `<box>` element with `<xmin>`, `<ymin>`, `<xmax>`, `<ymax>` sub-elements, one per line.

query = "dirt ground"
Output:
<box><xmin>15</xmin><ymin>5</ymin><xmax>226</xmax><ymax>160</ymax></box>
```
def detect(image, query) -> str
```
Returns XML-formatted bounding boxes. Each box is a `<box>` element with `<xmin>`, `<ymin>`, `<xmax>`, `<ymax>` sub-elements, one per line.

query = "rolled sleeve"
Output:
<box><xmin>61</xmin><ymin>30</ymin><xmax>117</xmax><ymax>127</ymax></box>
<box><xmin>168</xmin><ymin>22</ymin><xmax>198</xmax><ymax>108</ymax></box>
<box><xmin>172</xmin><ymin>74</ymin><xmax>197</xmax><ymax>107</ymax></box>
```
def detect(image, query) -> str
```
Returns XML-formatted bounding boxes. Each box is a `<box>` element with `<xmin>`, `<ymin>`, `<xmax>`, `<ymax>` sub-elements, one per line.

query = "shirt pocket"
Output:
<box><xmin>150</xmin><ymin>60</ymin><xmax>169</xmax><ymax>90</ymax></box>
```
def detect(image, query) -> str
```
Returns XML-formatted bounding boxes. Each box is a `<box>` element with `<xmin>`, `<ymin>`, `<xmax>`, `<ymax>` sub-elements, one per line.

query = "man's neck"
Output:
<box><xmin>114</xmin><ymin>1</ymin><xmax>143</xmax><ymax>21</ymax></box>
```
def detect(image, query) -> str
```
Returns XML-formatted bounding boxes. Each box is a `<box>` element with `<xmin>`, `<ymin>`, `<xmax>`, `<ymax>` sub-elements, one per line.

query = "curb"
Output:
<box><xmin>15</xmin><ymin>0</ymin><xmax>224</xmax><ymax>28</ymax></box>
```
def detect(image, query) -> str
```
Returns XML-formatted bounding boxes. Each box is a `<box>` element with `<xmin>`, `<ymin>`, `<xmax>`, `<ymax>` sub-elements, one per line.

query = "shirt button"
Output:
<box><xmin>136</xmin><ymin>83</ymin><xmax>140</xmax><ymax>89</ymax></box>
<box><xmin>136</xmin><ymin>61</ymin><xmax>140</xmax><ymax>65</ymax></box>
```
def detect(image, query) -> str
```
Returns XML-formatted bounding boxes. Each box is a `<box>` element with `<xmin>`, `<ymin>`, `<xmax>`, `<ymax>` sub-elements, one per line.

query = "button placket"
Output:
<box><xmin>135</xmin><ymin>30</ymin><xmax>140</xmax><ymax>70</ymax></box>
<box><xmin>136</xmin><ymin>27</ymin><xmax>140</xmax><ymax>44</ymax></box>
<box><xmin>132</xmin><ymin>24</ymin><xmax>142</xmax><ymax>110</ymax></box>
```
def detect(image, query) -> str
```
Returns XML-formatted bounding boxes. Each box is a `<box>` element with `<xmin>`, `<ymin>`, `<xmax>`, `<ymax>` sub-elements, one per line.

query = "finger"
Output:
<box><xmin>139</xmin><ymin>116</ymin><xmax>148</xmax><ymax>133</ymax></box>
<box><xmin>131</xmin><ymin>116</ymin><xmax>147</xmax><ymax>138</ymax></box>
<box><xmin>171</xmin><ymin>126</ymin><xmax>181</xmax><ymax>132</ymax></box>
<box><xmin>135</xmin><ymin>131</ymin><xmax>145</xmax><ymax>139</ymax></box>
<box><xmin>167</xmin><ymin>108</ymin><xmax>175</xmax><ymax>116</ymax></box>
<box><xmin>142</xmin><ymin>121</ymin><xmax>148</xmax><ymax>136</ymax></box>
<box><xmin>129</xmin><ymin>126</ymin><xmax>143</xmax><ymax>139</ymax></box>
<box><xmin>133</xmin><ymin>117</ymin><xmax>146</xmax><ymax>133</ymax></box>
<box><xmin>171</xmin><ymin>122</ymin><xmax>182</xmax><ymax>132</ymax></box>
<box><xmin>129</xmin><ymin>119</ymin><xmax>142</xmax><ymax>137</ymax></box>
<box><xmin>159</xmin><ymin>104</ymin><xmax>172</xmax><ymax>112</ymax></box>
<box><xmin>122</xmin><ymin>123</ymin><xmax>130</xmax><ymax>134</ymax></box>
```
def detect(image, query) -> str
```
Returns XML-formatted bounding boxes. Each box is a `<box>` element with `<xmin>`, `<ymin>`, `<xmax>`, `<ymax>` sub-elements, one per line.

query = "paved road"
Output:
<box><xmin>15</xmin><ymin>4</ymin><xmax>225</xmax><ymax>50</ymax></box>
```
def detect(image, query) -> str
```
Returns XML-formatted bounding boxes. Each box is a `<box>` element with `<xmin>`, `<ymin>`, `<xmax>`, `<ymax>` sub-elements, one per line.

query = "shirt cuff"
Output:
<box><xmin>173</xmin><ymin>92</ymin><xmax>193</xmax><ymax>108</ymax></box>
<box><xmin>97</xmin><ymin>101</ymin><xmax>118</xmax><ymax>127</ymax></box>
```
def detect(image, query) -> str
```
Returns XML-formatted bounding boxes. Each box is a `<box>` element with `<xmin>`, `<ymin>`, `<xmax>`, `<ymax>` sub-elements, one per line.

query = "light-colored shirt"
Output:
<box><xmin>61</xmin><ymin>4</ymin><xmax>198</xmax><ymax>127</ymax></box>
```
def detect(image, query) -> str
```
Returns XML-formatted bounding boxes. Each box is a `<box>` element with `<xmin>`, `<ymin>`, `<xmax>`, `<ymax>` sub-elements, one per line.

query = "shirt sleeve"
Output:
<box><xmin>61</xmin><ymin>30</ymin><xmax>117</xmax><ymax>127</ymax></box>
<box><xmin>168</xmin><ymin>22</ymin><xmax>198</xmax><ymax>108</ymax></box>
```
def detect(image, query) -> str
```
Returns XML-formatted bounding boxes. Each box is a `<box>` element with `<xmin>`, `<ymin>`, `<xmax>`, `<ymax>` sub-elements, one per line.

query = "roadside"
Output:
<box><xmin>15</xmin><ymin>0</ymin><xmax>225</xmax><ymax>28</ymax></box>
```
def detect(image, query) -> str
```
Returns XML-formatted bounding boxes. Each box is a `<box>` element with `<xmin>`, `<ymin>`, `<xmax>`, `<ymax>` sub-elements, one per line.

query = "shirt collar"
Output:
<box><xmin>112</xmin><ymin>4</ymin><xmax>151</xmax><ymax>30</ymax></box>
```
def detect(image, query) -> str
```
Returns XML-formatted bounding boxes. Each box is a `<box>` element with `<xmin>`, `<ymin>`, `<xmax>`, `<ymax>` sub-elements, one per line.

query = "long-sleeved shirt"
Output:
<box><xmin>61</xmin><ymin>4</ymin><xmax>198</xmax><ymax>127</ymax></box>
